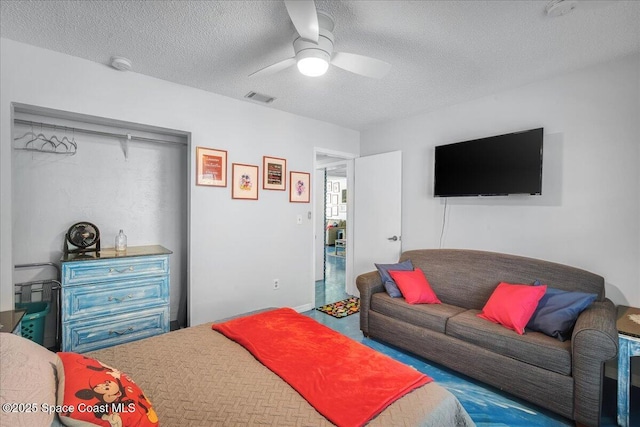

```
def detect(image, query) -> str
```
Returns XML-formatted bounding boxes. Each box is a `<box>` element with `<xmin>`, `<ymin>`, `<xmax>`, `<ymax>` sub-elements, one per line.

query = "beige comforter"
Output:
<box><xmin>87</xmin><ymin>323</ymin><xmax>474</xmax><ymax>426</ymax></box>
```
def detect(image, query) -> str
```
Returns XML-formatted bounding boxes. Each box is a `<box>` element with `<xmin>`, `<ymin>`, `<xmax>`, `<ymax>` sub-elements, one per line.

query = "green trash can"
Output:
<box><xmin>16</xmin><ymin>301</ymin><xmax>50</xmax><ymax>345</ymax></box>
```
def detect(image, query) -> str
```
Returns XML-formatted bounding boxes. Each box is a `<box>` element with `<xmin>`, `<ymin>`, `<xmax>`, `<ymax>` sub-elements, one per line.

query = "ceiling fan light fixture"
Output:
<box><xmin>296</xmin><ymin>49</ymin><xmax>330</xmax><ymax>77</ymax></box>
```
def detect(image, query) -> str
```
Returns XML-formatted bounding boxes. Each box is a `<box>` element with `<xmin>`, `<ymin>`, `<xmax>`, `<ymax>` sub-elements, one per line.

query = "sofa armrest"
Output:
<box><xmin>356</xmin><ymin>271</ymin><xmax>384</xmax><ymax>335</ymax></box>
<box><xmin>571</xmin><ymin>298</ymin><xmax>618</xmax><ymax>426</ymax></box>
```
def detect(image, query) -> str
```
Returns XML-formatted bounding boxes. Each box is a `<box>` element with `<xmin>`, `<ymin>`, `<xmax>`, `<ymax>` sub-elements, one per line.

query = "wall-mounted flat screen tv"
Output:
<box><xmin>434</xmin><ymin>127</ymin><xmax>543</xmax><ymax>197</ymax></box>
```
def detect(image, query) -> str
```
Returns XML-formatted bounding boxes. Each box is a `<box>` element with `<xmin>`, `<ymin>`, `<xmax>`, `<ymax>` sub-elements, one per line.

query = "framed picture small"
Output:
<box><xmin>332</xmin><ymin>182</ymin><xmax>340</xmax><ymax>193</ymax></box>
<box><xmin>263</xmin><ymin>156</ymin><xmax>286</xmax><ymax>191</ymax></box>
<box><xmin>331</xmin><ymin>194</ymin><xmax>338</xmax><ymax>205</ymax></box>
<box><xmin>232</xmin><ymin>163</ymin><xmax>259</xmax><ymax>200</ymax></box>
<box><xmin>332</xmin><ymin>206</ymin><xmax>338</xmax><ymax>216</ymax></box>
<box><xmin>339</xmin><ymin>204</ymin><xmax>347</xmax><ymax>212</ymax></box>
<box><xmin>290</xmin><ymin>171</ymin><xmax>311</xmax><ymax>203</ymax></box>
<box><xmin>341</xmin><ymin>189</ymin><xmax>347</xmax><ymax>203</ymax></box>
<box><xmin>196</xmin><ymin>147</ymin><xmax>227</xmax><ymax>187</ymax></box>
<box><xmin>327</xmin><ymin>180</ymin><xmax>333</xmax><ymax>191</ymax></box>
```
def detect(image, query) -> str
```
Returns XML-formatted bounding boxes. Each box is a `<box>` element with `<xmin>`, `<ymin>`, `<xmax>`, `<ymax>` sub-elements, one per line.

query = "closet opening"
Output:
<box><xmin>10</xmin><ymin>103</ymin><xmax>190</xmax><ymax>350</ymax></box>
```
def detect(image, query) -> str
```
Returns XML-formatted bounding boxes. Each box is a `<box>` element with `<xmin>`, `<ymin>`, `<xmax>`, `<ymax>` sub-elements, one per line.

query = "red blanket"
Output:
<box><xmin>212</xmin><ymin>308</ymin><xmax>432</xmax><ymax>427</ymax></box>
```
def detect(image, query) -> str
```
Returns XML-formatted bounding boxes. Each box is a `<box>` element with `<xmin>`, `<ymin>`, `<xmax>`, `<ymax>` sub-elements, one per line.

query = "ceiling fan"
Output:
<box><xmin>249</xmin><ymin>0</ymin><xmax>391</xmax><ymax>79</ymax></box>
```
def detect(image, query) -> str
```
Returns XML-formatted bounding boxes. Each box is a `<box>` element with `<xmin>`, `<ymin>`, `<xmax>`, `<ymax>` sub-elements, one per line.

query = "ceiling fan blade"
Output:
<box><xmin>284</xmin><ymin>0</ymin><xmax>319</xmax><ymax>42</ymax></box>
<box><xmin>331</xmin><ymin>52</ymin><xmax>391</xmax><ymax>79</ymax></box>
<box><xmin>249</xmin><ymin>57</ymin><xmax>296</xmax><ymax>78</ymax></box>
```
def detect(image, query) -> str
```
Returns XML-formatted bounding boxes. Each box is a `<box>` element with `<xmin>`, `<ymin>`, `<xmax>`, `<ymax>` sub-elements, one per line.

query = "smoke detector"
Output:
<box><xmin>546</xmin><ymin>0</ymin><xmax>578</xmax><ymax>17</ymax></box>
<box><xmin>110</xmin><ymin>56</ymin><xmax>132</xmax><ymax>71</ymax></box>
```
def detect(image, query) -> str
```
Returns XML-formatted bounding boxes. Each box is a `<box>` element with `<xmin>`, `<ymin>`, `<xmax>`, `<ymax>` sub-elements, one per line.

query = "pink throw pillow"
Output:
<box><xmin>388</xmin><ymin>268</ymin><xmax>441</xmax><ymax>304</ymax></box>
<box><xmin>478</xmin><ymin>282</ymin><xmax>547</xmax><ymax>334</ymax></box>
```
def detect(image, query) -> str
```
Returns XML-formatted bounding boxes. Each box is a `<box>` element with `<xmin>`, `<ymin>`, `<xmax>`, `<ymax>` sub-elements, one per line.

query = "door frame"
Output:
<box><xmin>313</xmin><ymin>148</ymin><xmax>356</xmax><ymax>305</ymax></box>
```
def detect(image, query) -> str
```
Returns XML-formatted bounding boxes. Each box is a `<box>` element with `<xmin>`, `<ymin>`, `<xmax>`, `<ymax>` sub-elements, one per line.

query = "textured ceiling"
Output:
<box><xmin>1</xmin><ymin>0</ymin><xmax>639</xmax><ymax>131</ymax></box>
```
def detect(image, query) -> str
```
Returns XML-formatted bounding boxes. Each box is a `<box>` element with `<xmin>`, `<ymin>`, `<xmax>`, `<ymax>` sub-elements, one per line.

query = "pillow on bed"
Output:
<box><xmin>0</xmin><ymin>333</ymin><xmax>59</xmax><ymax>427</ymax></box>
<box><xmin>56</xmin><ymin>352</ymin><xmax>158</xmax><ymax>427</ymax></box>
<box><xmin>477</xmin><ymin>282</ymin><xmax>547</xmax><ymax>335</ymax></box>
<box><xmin>375</xmin><ymin>259</ymin><xmax>414</xmax><ymax>297</ymax></box>
<box><xmin>389</xmin><ymin>268</ymin><xmax>441</xmax><ymax>304</ymax></box>
<box><xmin>526</xmin><ymin>280</ymin><xmax>597</xmax><ymax>341</ymax></box>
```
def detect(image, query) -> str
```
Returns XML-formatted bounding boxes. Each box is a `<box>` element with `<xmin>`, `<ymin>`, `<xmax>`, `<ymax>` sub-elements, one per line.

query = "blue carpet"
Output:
<box><xmin>305</xmin><ymin>302</ymin><xmax>635</xmax><ymax>426</ymax></box>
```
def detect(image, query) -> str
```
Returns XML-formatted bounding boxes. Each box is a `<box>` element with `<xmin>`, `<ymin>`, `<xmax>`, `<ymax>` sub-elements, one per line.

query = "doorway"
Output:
<box><xmin>314</xmin><ymin>150</ymin><xmax>354</xmax><ymax>307</ymax></box>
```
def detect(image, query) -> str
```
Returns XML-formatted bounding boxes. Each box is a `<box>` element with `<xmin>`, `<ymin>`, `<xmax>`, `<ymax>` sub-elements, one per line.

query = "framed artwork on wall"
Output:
<box><xmin>331</xmin><ymin>194</ymin><xmax>338</xmax><ymax>205</ymax></box>
<box><xmin>262</xmin><ymin>156</ymin><xmax>286</xmax><ymax>191</ymax></box>
<box><xmin>339</xmin><ymin>204</ymin><xmax>347</xmax><ymax>212</ymax></box>
<box><xmin>196</xmin><ymin>147</ymin><xmax>227</xmax><ymax>187</ymax></box>
<box><xmin>232</xmin><ymin>163</ymin><xmax>259</xmax><ymax>200</ymax></box>
<box><xmin>341</xmin><ymin>189</ymin><xmax>347</xmax><ymax>203</ymax></box>
<box><xmin>290</xmin><ymin>171</ymin><xmax>310</xmax><ymax>203</ymax></box>
<box><xmin>327</xmin><ymin>180</ymin><xmax>333</xmax><ymax>191</ymax></box>
<box><xmin>332</xmin><ymin>182</ymin><xmax>340</xmax><ymax>193</ymax></box>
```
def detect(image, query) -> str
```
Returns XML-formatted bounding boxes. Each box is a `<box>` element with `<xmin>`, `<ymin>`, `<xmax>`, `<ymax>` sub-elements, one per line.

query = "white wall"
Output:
<box><xmin>0</xmin><ymin>38</ymin><xmax>359</xmax><ymax>325</ymax></box>
<box><xmin>361</xmin><ymin>53</ymin><xmax>640</xmax><ymax>307</ymax></box>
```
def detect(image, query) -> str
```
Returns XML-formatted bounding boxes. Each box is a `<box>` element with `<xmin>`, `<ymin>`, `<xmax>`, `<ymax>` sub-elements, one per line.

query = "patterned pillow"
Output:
<box><xmin>56</xmin><ymin>352</ymin><xmax>158</xmax><ymax>427</ymax></box>
<box><xmin>375</xmin><ymin>259</ymin><xmax>414</xmax><ymax>297</ymax></box>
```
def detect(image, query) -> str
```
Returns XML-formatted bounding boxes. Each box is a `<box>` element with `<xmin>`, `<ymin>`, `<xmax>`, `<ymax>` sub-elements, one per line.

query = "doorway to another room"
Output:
<box><xmin>318</xmin><ymin>166</ymin><xmax>348</xmax><ymax>306</ymax></box>
<box><xmin>315</xmin><ymin>152</ymin><xmax>352</xmax><ymax>308</ymax></box>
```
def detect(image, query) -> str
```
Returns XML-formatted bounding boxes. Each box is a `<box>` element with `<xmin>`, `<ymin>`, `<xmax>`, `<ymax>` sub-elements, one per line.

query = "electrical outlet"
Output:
<box><xmin>273</xmin><ymin>279</ymin><xmax>280</xmax><ymax>290</ymax></box>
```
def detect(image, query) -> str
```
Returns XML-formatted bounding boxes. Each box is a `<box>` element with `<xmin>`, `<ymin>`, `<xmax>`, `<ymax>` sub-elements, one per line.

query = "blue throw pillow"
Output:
<box><xmin>527</xmin><ymin>280</ymin><xmax>597</xmax><ymax>341</ymax></box>
<box><xmin>375</xmin><ymin>260</ymin><xmax>414</xmax><ymax>298</ymax></box>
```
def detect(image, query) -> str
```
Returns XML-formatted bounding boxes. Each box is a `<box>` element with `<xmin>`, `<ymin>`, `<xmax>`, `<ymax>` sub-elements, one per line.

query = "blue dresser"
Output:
<box><xmin>60</xmin><ymin>245</ymin><xmax>171</xmax><ymax>352</ymax></box>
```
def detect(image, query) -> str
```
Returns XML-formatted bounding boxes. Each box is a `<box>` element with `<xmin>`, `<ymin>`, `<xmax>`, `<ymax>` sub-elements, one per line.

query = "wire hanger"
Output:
<box><xmin>14</xmin><ymin>122</ymin><xmax>77</xmax><ymax>155</ymax></box>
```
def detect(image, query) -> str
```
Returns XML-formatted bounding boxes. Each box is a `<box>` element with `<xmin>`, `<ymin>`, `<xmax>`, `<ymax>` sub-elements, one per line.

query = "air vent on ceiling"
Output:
<box><xmin>244</xmin><ymin>91</ymin><xmax>276</xmax><ymax>104</ymax></box>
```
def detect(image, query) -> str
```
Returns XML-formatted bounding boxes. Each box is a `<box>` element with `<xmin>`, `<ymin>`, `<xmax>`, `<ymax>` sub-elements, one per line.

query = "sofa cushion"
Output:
<box><xmin>371</xmin><ymin>292</ymin><xmax>465</xmax><ymax>333</ymax></box>
<box><xmin>375</xmin><ymin>259</ymin><xmax>414</xmax><ymax>297</ymax></box>
<box><xmin>447</xmin><ymin>309</ymin><xmax>572</xmax><ymax>376</ymax></box>
<box><xmin>527</xmin><ymin>281</ymin><xmax>597</xmax><ymax>341</ymax></box>
<box><xmin>389</xmin><ymin>268</ymin><xmax>441</xmax><ymax>304</ymax></box>
<box><xmin>477</xmin><ymin>282</ymin><xmax>547</xmax><ymax>334</ymax></box>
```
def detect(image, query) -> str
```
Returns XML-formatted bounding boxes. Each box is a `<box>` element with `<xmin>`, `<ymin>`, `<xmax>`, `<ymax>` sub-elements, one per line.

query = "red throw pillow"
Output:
<box><xmin>388</xmin><ymin>268</ymin><xmax>441</xmax><ymax>304</ymax></box>
<box><xmin>57</xmin><ymin>352</ymin><xmax>159</xmax><ymax>427</ymax></box>
<box><xmin>477</xmin><ymin>282</ymin><xmax>547</xmax><ymax>334</ymax></box>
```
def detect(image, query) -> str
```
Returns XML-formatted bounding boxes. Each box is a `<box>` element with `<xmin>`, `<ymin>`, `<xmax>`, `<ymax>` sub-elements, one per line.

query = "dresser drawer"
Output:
<box><xmin>63</xmin><ymin>307</ymin><xmax>169</xmax><ymax>353</ymax></box>
<box><xmin>62</xmin><ymin>276</ymin><xmax>169</xmax><ymax>322</ymax></box>
<box><xmin>62</xmin><ymin>255</ymin><xmax>169</xmax><ymax>286</ymax></box>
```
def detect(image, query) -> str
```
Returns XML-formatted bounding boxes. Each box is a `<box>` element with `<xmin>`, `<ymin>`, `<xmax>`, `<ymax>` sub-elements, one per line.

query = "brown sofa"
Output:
<box><xmin>357</xmin><ymin>249</ymin><xmax>618</xmax><ymax>427</ymax></box>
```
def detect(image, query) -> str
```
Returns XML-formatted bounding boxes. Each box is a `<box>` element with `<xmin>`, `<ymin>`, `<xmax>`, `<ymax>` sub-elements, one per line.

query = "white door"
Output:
<box><xmin>351</xmin><ymin>151</ymin><xmax>402</xmax><ymax>295</ymax></box>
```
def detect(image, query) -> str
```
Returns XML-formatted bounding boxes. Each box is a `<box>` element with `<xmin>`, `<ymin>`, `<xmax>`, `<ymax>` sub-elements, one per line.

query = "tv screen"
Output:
<box><xmin>434</xmin><ymin>128</ymin><xmax>543</xmax><ymax>197</ymax></box>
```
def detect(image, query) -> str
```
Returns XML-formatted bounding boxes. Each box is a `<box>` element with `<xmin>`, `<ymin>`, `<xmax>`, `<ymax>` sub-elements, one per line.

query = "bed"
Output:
<box><xmin>0</xmin><ymin>310</ymin><xmax>474</xmax><ymax>427</ymax></box>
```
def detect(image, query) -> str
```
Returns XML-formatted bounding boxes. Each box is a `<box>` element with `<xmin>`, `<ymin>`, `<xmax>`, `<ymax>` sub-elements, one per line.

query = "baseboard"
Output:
<box><xmin>293</xmin><ymin>303</ymin><xmax>315</xmax><ymax>313</ymax></box>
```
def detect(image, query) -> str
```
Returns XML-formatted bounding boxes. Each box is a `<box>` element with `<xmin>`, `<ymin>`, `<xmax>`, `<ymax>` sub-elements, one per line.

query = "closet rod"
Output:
<box><xmin>13</xmin><ymin>118</ymin><xmax>187</xmax><ymax>146</ymax></box>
